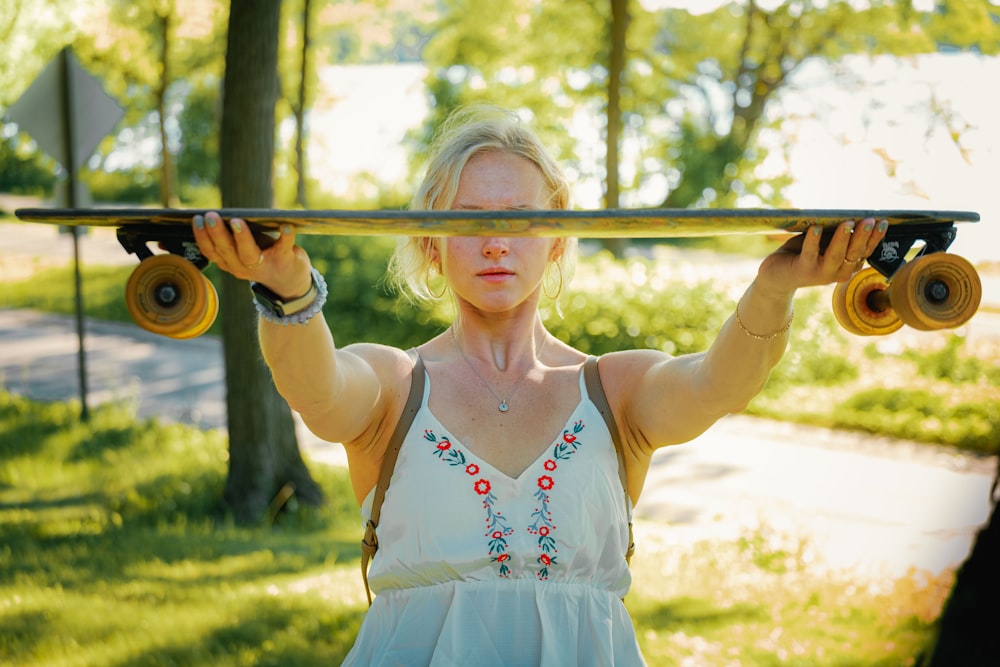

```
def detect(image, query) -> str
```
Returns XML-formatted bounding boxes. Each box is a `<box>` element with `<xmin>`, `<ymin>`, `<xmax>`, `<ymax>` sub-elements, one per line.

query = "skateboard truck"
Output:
<box><xmin>833</xmin><ymin>220</ymin><xmax>980</xmax><ymax>336</ymax></box>
<box><xmin>116</xmin><ymin>224</ymin><xmax>209</xmax><ymax>269</ymax></box>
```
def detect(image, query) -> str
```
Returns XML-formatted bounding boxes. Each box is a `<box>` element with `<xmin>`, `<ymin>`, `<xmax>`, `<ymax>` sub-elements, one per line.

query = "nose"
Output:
<box><xmin>482</xmin><ymin>237</ymin><xmax>510</xmax><ymax>258</ymax></box>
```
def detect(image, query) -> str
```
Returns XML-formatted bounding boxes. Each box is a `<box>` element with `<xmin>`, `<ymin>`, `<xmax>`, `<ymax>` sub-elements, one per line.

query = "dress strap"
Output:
<box><xmin>360</xmin><ymin>348</ymin><xmax>425</xmax><ymax>606</ymax></box>
<box><xmin>583</xmin><ymin>355</ymin><xmax>636</xmax><ymax>565</ymax></box>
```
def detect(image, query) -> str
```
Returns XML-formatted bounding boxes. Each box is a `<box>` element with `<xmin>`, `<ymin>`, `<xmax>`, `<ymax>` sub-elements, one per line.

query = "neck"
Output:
<box><xmin>451</xmin><ymin>315</ymin><xmax>547</xmax><ymax>372</ymax></box>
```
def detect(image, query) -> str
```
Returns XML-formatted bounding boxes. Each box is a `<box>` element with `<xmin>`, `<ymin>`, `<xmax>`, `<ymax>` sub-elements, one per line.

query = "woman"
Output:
<box><xmin>193</xmin><ymin>106</ymin><xmax>887</xmax><ymax>665</ymax></box>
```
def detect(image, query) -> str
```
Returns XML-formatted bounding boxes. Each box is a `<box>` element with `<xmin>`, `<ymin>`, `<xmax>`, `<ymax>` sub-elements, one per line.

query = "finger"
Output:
<box><xmin>858</xmin><ymin>218</ymin><xmax>889</xmax><ymax>260</ymax></box>
<box><xmin>844</xmin><ymin>217</ymin><xmax>876</xmax><ymax>262</ymax></box>
<box><xmin>229</xmin><ymin>217</ymin><xmax>266</xmax><ymax>269</ymax></box>
<box><xmin>825</xmin><ymin>220</ymin><xmax>856</xmax><ymax>269</ymax></box>
<box><xmin>272</xmin><ymin>224</ymin><xmax>298</xmax><ymax>254</ymax></box>
<box><xmin>797</xmin><ymin>224</ymin><xmax>822</xmax><ymax>263</ymax></box>
<box><xmin>193</xmin><ymin>213</ymin><xmax>222</xmax><ymax>262</ymax></box>
<box><xmin>205</xmin><ymin>211</ymin><xmax>246</xmax><ymax>265</ymax></box>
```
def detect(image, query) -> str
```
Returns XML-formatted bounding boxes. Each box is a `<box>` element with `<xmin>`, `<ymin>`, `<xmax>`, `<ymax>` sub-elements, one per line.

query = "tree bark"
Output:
<box><xmin>604</xmin><ymin>0</ymin><xmax>629</xmax><ymax>257</ymax></box>
<box><xmin>219</xmin><ymin>0</ymin><xmax>323</xmax><ymax>524</ymax></box>
<box><xmin>156</xmin><ymin>9</ymin><xmax>179</xmax><ymax>208</ymax></box>
<box><xmin>294</xmin><ymin>0</ymin><xmax>312</xmax><ymax>208</ymax></box>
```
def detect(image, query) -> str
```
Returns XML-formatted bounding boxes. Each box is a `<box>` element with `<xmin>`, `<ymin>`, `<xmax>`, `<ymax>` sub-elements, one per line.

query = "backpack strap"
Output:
<box><xmin>360</xmin><ymin>349</ymin><xmax>425</xmax><ymax>606</ymax></box>
<box><xmin>583</xmin><ymin>355</ymin><xmax>636</xmax><ymax>565</ymax></box>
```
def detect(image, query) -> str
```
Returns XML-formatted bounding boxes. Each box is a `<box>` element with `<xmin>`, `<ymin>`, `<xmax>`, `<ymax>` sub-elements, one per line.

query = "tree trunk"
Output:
<box><xmin>604</xmin><ymin>0</ymin><xmax>629</xmax><ymax>257</ymax></box>
<box><xmin>156</xmin><ymin>9</ymin><xmax>179</xmax><ymax>208</ymax></box>
<box><xmin>921</xmin><ymin>462</ymin><xmax>1000</xmax><ymax>666</ymax></box>
<box><xmin>219</xmin><ymin>0</ymin><xmax>323</xmax><ymax>524</ymax></box>
<box><xmin>294</xmin><ymin>0</ymin><xmax>312</xmax><ymax>208</ymax></box>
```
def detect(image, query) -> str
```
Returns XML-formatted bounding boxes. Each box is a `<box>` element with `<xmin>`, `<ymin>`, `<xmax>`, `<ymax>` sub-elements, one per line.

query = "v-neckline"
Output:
<box><xmin>423</xmin><ymin>394</ymin><xmax>587</xmax><ymax>484</ymax></box>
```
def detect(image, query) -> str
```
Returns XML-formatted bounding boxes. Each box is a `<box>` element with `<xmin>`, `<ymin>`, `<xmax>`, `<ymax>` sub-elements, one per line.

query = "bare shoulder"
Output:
<box><xmin>338</xmin><ymin>343</ymin><xmax>420</xmax><ymax>504</ymax></box>
<box><xmin>593</xmin><ymin>348</ymin><xmax>710</xmax><ymax>451</ymax></box>
<box><xmin>592</xmin><ymin>348</ymin><xmax>676</xmax><ymax>396</ymax></box>
<box><xmin>342</xmin><ymin>342</ymin><xmax>417</xmax><ymax>384</ymax></box>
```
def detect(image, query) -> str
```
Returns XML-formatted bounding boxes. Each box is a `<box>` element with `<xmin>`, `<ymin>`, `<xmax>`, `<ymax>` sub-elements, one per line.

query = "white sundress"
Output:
<box><xmin>341</xmin><ymin>368</ymin><xmax>647</xmax><ymax>666</ymax></box>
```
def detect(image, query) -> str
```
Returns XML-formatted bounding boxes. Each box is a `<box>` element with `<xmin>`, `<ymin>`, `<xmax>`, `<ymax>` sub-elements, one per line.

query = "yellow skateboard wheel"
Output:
<box><xmin>125</xmin><ymin>254</ymin><xmax>218</xmax><ymax>338</ymax></box>
<box><xmin>832</xmin><ymin>267</ymin><xmax>904</xmax><ymax>336</ymax></box>
<box><xmin>888</xmin><ymin>253</ymin><xmax>981</xmax><ymax>331</ymax></box>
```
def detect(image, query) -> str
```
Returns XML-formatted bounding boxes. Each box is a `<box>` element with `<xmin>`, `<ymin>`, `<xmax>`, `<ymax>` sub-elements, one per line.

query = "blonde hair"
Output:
<box><xmin>388</xmin><ymin>105</ymin><xmax>577</xmax><ymax>303</ymax></box>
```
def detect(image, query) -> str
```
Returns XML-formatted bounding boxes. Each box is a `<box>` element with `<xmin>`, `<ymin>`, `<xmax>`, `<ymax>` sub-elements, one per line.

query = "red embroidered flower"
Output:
<box><xmin>537</xmin><ymin>475</ymin><xmax>554</xmax><ymax>491</ymax></box>
<box><xmin>539</xmin><ymin>526</ymin><xmax>550</xmax><ymax>537</ymax></box>
<box><xmin>496</xmin><ymin>553</ymin><xmax>509</xmax><ymax>562</ymax></box>
<box><xmin>436</xmin><ymin>438</ymin><xmax>451</xmax><ymax>451</ymax></box>
<box><xmin>543</xmin><ymin>459</ymin><xmax>557</xmax><ymax>471</ymax></box>
<box><xmin>465</xmin><ymin>463</ymin><xmax>479</xmax><ymax>476</ymax></box>
<box><xmin>562</xmin><ymin>432</ymin><xmax>576</xmax><ymax>444</ymax></box>
<box><xmin>474</xmin><ymin>479</ymin><xmax>492</xmax><ymax>495</ymax></box>
<box><xmin>492</xmin><ymin>530</ymin><xmax>503</xmax><ymax>539</ymax></box>
<box><xmin>540</xmin><ymin>553</ymin><xmax>552</xmax><ymax>566</ymax></box>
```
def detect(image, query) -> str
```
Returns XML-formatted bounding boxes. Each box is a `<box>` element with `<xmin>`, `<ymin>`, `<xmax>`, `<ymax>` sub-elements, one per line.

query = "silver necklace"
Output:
<box><xmin>451</xmin><ymin>329</ymin><xmax>545</xmax><ymax>413</ymax></box>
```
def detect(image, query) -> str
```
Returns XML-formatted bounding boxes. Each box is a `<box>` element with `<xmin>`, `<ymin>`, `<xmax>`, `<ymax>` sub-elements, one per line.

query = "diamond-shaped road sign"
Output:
<box><xmin>7</xmin><ymin>48</ymin><xmax>124</xmax><ymax>171</ymax></box>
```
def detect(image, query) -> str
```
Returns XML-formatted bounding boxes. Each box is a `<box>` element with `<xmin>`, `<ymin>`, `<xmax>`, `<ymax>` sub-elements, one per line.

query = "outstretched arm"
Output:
<box><xmin>191</xmin><ymin>212</ymin><xmax>387</xmax><ymax>447</ymax></box>
<box><xmin>622</xmin><ymin>217</ymin><xmax>889</xmax><ymax>451</ymax></box>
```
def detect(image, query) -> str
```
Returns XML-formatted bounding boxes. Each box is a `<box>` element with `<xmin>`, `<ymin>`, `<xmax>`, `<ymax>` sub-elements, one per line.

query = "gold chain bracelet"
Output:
<box><xmin>734</xmin><ymin>297</ymin><xmax>794</xmax><ymax>341</ymax></box>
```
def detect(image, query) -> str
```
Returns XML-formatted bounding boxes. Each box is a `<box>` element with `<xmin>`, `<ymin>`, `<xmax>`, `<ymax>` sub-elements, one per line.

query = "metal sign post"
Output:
<box><xmin>7</xmin><ymin>46</ymin><xmax>124</xmax><ymax>421</ymax></box>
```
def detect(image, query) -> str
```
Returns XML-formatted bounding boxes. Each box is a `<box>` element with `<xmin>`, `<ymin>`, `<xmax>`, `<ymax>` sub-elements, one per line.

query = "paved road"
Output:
<box><xmin>1</xmin><ymin>218</ymin><xmax>996</xmax><ymax>582</ymax></box>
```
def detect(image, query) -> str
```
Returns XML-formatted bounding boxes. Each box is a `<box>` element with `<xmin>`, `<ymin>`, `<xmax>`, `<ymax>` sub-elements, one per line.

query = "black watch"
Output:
<box><xmin>251</xmin><ymin>277</ymin><xmax>317</xmax><ymax>318</ymax></box>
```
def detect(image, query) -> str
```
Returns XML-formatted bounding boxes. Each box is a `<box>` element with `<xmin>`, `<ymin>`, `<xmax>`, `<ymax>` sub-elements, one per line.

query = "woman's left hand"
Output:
<box><xmin>755</xmin><ymin>217</ymin><xmax>889</xmax><ymax>295</ymax></box>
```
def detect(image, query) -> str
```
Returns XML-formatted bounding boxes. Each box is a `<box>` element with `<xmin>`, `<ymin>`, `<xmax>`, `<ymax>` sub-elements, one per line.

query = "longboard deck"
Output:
<box><xmin>14</xmin><ymin>207</ymin><xmax>979</xmax><ymax>238</ymax></box>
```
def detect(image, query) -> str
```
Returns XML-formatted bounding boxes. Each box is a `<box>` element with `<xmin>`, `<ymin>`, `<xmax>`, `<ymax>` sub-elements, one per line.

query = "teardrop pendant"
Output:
<box><xmin>499</xmin><ymin>401</ymin><xmax>509</xmax><ymax>413</ymax></box>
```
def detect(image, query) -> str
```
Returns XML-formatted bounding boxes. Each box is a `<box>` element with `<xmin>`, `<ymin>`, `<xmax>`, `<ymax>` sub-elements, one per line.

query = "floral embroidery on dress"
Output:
<box><xmin>425</xmin><ymin>421</ymin><xmax>587</xmax><ymax>581</ymax></box>
<box><xmin>527</xmin><ymin>420</ymin><xmax>586</xmax><ymax>580</ymax></box>
<box><xmin>425</xmin><ymin>429</ymin><xmax>514</xmax><ymax>576</ymax></box>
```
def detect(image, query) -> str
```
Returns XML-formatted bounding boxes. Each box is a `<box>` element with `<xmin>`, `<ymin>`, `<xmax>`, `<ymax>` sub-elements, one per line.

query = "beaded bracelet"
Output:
<box><xmin>253</xmin><ymin>268</ymin><xmax>328</xmax><ymax>326</ymax></box>
<box><xmin>734</xmin><ymin>296</ymin><xmax>794</xmax><ymax>341</ymax></box>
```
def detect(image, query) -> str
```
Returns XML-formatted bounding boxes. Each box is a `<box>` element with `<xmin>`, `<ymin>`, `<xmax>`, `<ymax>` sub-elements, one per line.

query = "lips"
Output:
<box><xmin>477</xmin><ymin>267</ymin><xmax>515</xmax><ymax>283</ymax></box>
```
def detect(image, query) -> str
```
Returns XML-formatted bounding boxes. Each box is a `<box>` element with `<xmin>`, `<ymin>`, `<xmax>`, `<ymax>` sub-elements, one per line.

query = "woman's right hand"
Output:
<box><xmin>192</xmin><ymin>211</ymin><xmax>314</xmax><ymax>298</ymax></box>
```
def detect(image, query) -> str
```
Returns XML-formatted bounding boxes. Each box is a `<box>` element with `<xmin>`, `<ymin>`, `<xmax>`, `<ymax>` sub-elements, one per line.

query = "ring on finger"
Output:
<box><xmin>244</xmin><ymin>253</ymin><xmax>265</xmax><ymax>270</ymax></box>
<box><xmin>843</xmin><ymin>256</ymin><xmax>861</xmax><ymax>265</ymax></box>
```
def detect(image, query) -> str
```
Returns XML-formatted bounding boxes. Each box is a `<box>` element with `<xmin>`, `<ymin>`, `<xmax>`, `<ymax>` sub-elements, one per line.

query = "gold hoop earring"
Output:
<box><xmin>429</xmin><ymin>283</ymin><xmax>447</xmax><ymax>299</ymax></box>
<box><xmin>427</xmin><ymin>274</ymin><xmax>448</xmax><ymax>299</ymax></box>
<box><xmin>543</xmin><ymin>261</ymin><xmax>563</xmax><ymax>300</ymax></box>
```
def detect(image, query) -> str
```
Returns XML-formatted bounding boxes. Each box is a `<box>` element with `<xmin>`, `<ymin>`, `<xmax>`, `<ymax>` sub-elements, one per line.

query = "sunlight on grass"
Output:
<box><xmin>0</xmin><ymin>391</ymin><xmax>366</xmax><ymax>666</ymax></box>
<box><xmin>1</xmin><ymin>387</ymin><xmax>959</xmax><ymax>665</ymax></box>
<box><xmin>627</xmin><ymin>520</ymin><xmax>952</xmax><ymax>666</ymax></box>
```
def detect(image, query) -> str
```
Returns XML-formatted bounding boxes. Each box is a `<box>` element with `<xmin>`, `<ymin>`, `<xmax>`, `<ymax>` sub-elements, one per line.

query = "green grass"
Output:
<box><xmin>627</xmin><ymin>524</ymin><xmax>951</xmax><ymax>666</ymax></box>
<box><xmin>1</xmin><ymin>390</ymin><xmax>953</xmax><ymax>666</ymax></box>
<box><xmin>0</xmin><ymin>391</ymin><xmax>366</xmax><ymax>666</ymax></box>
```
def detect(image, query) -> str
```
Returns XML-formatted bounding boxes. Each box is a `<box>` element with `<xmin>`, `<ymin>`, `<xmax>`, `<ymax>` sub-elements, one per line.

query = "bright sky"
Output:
<box><xmin>306</xmin><ymin>52</ymin><xmax>999</xmax><ymax>264</ymax></box>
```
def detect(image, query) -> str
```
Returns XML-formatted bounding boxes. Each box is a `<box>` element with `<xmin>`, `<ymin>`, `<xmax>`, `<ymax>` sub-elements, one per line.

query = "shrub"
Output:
<box><xmin>832</xmin><ymin>387</ymin><xmax>1000</xmax><ymax>454</ymax></box>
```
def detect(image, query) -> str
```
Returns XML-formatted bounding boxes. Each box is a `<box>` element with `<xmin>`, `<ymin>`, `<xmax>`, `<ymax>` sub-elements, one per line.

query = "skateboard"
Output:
<box><xmin>14</xmin><ymin>207</ymin><xmax>983</xmax><ymax>340</ymax></box>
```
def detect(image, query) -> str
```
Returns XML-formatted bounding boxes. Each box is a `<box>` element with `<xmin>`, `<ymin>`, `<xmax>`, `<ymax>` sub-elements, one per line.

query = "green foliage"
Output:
<box><xmin>302</xmin><ymin>235</ymin><xmax>446</xmax><ymax>348</ymax></box>
<box><xmin>832</xmin><ymin>387</ymin><xmax>1000</xmax><ymax>454</ymax></box>
<box><xmin>545</xmin><ymin>251</ymin><xmax>731</xmax><ymax>356</ymax></box>
<box><xmin>176</xmin><ymin>80</ymin><xmax>222</xmax><ymax>193</ymax></box>
<box><xmin>904</xmin><ymin>334</ymin><xmax>1000</xmax><ymax>386</ymax></box>
<box><xmin>81</xmin><ymin>166</ymin><xmax>161</xmax><ymax>204</ymax></box>
<box><xmin>0</xmin><ymin>132</ymin><xmax>57</xmax><ymax>197</ymax></box>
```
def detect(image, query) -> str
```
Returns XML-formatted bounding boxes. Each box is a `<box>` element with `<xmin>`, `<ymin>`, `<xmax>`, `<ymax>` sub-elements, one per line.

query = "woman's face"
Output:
<box><xmin>436</xmin><ymin>150</ymin><xmax>562</xmax><ymax>314</ymax></box>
